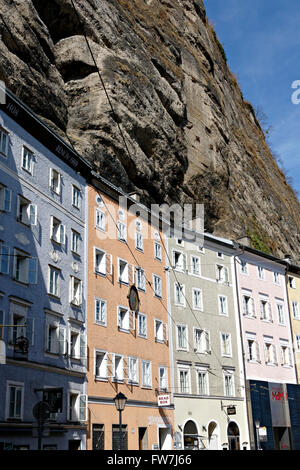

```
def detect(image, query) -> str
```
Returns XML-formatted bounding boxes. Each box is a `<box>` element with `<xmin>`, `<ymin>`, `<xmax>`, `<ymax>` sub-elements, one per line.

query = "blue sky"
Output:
<box><xmin>203</xmin><ymin>0</ymin><xmax>300</xmax><ymax>199</ymax></box>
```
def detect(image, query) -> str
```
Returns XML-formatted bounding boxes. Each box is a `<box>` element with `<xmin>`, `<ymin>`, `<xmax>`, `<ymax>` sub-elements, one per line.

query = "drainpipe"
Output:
<box><xmin>232</xmin><ymin>245</ymin><xmax>252</xmax><ymax>450</ymax></box>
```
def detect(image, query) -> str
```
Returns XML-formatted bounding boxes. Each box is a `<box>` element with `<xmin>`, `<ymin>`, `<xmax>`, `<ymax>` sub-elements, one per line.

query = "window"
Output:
<box><xmin>264</xmin><ymin>340</ymin><xmax>277</xmax><ymax>365</ymax></box>
<box><xmin>224</xmin><ymin>372</ymin><xmax>234</xmax><ymax>397</ymax></box>
<box><xmin>49</xmin><ymin>169</ymin><xmax>61</xmax><ymax>195</ymax></box>
<box><xmin>273</xmin><ymin>272</ymin><xmax>280</xmax><ymax>285</ymax></box>
<box><xmin>177</xmin><ymin>324</ymin><xmax>188</xmax><ymax>350</ymax></box>
<box><xmin>95</xmin><ymin>209</ymin><xmax>106</xmax><ymax>231</ymax></box>
<box><xmin>176</xmin><ymin>238</ymin><xmax>184</xmax><ymax>246</ymax></box>
<box><xmin>178</xmin><ymin>368</ymin><xmax>190</xmax><ymax>394</ymax></box>
<box><xmin>197</xmin><ymin>245</ymin><xmax>205</xmax><ymax>253</ymax></box>
<box><xmin>173</xmin><ymin>251</ymin><xmax>186</xmax><ymax>272</ymax></box>
<box><xmin>70</xmin><ymin>276</ymin><xmax>82</xmax><ymax>307</ymax></box>
<box><xmin>45</xmin><ymin>322</ymin><xmax>59</xmax><ymax>354</ymax></box>
<box><xmin>276</xmin><ymin>303</ymin><xmax>285</xmax><ymax>325</ymax></box>
<box><xmin>240</xmin><ymin>260</ymin><xmax>248</xmax><ymax>274</ymax></box>
<box><xmin>71</xmin><ymin>230</ymin><xmax>80</xmax><ymax>255</ymax></box>
<box><xmin>95</xmin><ymin>298</ymin><xmax>106</xmax><ymax>326</ymax></box>
<box><xmin>21</xmin><ymin>147</ymin><xmax>34</xmax><ymax>174</ymax></box>
<box><xmin>217</xmin><ymin>252</ymin><xmax>224</xmax><ymax>259</ymax></box>
<box><xmin>153</xmin><ymin>275</ymin><xmax>162</xmax><ymax>298</ymax></box>
<box><xmin>48</xmin><ymin>266</ymin><xmax>60</xmax><ymax>297</ymax></box>
<box><xmin>175</xmin><ymin>283</ymin><xmax>185</xmax><ymax>306</ymax></box>
<box><xmin>118</xmin><ymin>306</ymin><xmax>130</xmax><ymax>332</ymax></box>
<box><xmin>191</xmin><ymin>256</ymin><xmax>200</xmax><ymax>276</ymax></box>
<box><xmin>112</xmin><ymin>425</ymin><xmax>128</xmax><ymax>450</ymax></box>
<box><xmin>260</xmin><ymin>299</ymin><xmax>272</xmax><ymax>322</ymax></box>
<box><xmin>7</xmin><ymin>382</ymin><xmax>23</xmax><ymax>419</ymax></box>
<box><xmin>242</xmin><ymin>294</ymin><xmax>255</xmax><ymax>317</ymax></box>
<box><xmin>247</xmin><ymin>337</ymin><xmax>260</xmax><ymax>363</ymax></box>
<box><xmin>13</xmin><ymin>249</ymin><xmax>37</xmax><ymax>284</ymax></box>
<box><xmin>94</xmin><ymin>248</ymin><xmax>106</xmax><ymax>275</ymax></box>
<box><xmin>197</xmin><ymin>369</ymin><xmax>209</xmax><ymax>395</ymax></box>
<box><xmin>68</xmin><ymin>393</ymin><xmax>87</xmax><ymax>422</ymax></box>
<box><xmin>127</xmin><ymin>357</ymin><xmax>138</xmax><ymax>384</ymax></box>
<box><xmin>118</xmin><ymin>259</ymin><xmax>129</xmax><ymax>284</ymax></box>
<box><xmin>292</xmin><ymin>301</ymin><xmax>300</xmax><ymax>319</ymax></box>
<box><xmin>221</xmin><ymin>333</ymin><xmax>232</xmax><ymax>357</ymax></box>
<box><xmin>72</xmin><ymin>186</ymin><xmax>81</xmax><ymax>209</ymax></box>
<box><xmin>136</xmin><ymin>267</ymin><xmax>146</xmax><ymax>291</ymax></box>
<box><xmin>141</xmin><ymin>360</ymin><xmax>152</xmax><ymax>388</ymax></box>
<box><xmin>155</xmin><ymin>319</ymin><xmax>164</xmax><ymax>342</ymax></box>
<box><xmin>219</xmin><ymin>295</ymin><xmax>228</xmax><ymax>316</ymax></box>
<box><xmin>0</xmin><ymin>242</ymin><xmax>10</xmax><ymax>274</ymax></box>
<box><xmin>194</xmin><ymin>328</ymin><xmax>210</xmax><ymax>354</ymax></box>
<box><xmin>154</xmin><ymin>241</ymin><xmax>162</xmax><ymax>261</ymax></box>
<box><xmin>69</xmin><ymin>330</ymin><xmax>80</xmax><ymax>359</ymax></box>
<box><xmin>257</xmin><ymin>266</ymin><xmax>265</xmax><ymax>280</ymax></box>
<box><xmin>288</xmin><ymin>276</ymin><xmax>296</xmax><ymax>289</ymax></box>
<box><xmin>193</xmin><ymin>288</ymin><xmax>203</xmax><ymax>310</ymax></box>
<box><xmin>216</xmin><ymin>264</ymin><xmax>229</xmax><ymax>283</ymax></box>
<box><xmin>280</xmin><ymin>343</ymin><xmax>292</xmax><ymax>367</ymax></box>
<box><xmin>17</xmin><ymin>196</ymin><xmax>37</xmax><ymax>226</ymax></box>
<box><xmin>135</xmin><ymin>231</ymin><xmax>144</xmax><ymax>251</ymax></box>
<box><xmin>137</xmin><ymin>313</ymin><xmax>147</xmax><ymax>338</ymax></box>
<box><xmin>95</xmin><ymin>351</ymin><xmax>108</xmax><ymax>379</ymax></box>
<box><xmin>0</xmin><ymin>184</ymin><xmax>11</xmax><ymax>212</ymax></box>
<box><xmin>113</xmin><ymin>354</ymin><xmax>124</xmax><ymax>382</ymax></box>
<box><xmin>117</xmin><ymin>221</ymin><xmax>127</xmax><ymax>242</ymax></box>
<box><xmin>159</xmin><ymin>366</ymin><xmax>168</xmax><ymax>391</ymax></box>
<box><xmin>50</xmin><ymin>216</ymin><xmax>65</xmax><ymax>244</ymax></box>
<box><xmin>0</xmin><ymin>128</ymin><xmax>8</xmax><ymax>156</ymax></box>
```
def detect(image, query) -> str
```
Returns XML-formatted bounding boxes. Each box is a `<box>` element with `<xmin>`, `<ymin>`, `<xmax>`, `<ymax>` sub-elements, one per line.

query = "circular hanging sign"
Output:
<box><xmin>127</xmin><ymin>285</ymin><xmax>140</xmax><ymax>313</ymax></box>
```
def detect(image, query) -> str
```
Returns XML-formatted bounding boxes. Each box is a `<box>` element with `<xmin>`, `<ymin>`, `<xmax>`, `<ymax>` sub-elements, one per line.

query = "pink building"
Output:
<box><xmin>235</xmin><ymin>247</ymin><xmax>296</xmax><ymax>384</ymax></box>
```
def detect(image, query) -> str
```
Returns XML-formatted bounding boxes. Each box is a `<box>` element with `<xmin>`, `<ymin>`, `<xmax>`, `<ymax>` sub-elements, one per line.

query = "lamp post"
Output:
<box><xmin>255</xmin><ymin>419</ymin><xmax>261</xmax><ymax>450</ymax></box>
<box><xmin>114</xmin><ymin>392</ymin><xmax>127</xmax><ymax>451</ymax></box>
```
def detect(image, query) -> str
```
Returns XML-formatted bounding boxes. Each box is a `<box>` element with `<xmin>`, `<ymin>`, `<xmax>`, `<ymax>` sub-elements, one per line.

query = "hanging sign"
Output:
<box><xmin>158</xmin><ymin>395</ymin><xmax>170</xmax><ymax>407</ymax></box>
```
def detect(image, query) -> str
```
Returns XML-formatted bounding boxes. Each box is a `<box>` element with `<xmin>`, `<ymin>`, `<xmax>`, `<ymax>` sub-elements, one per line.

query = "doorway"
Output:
<box><xmin>273</xmin><ymin>427</ymin><xmax>292</xmax><ymax>450</ymax></box>
<box><xmin>159</xmin><ymin>427</ymin><xmax>172</xmax><ymax>450</ymax></box>
<box><xmin>227</xmin><ymin>422</ymin><xmax>240</xmax><ymax>450</ymax></box>
<box><xmin>208</xmin><ymin>421</ymin><xmax>219</xmax><ymax>450</ymax></box>
<box><xmin>183</xmin><ymin>420</ymin><xmax>199</xmax><ymax>450</ymax></box>
<box><xmin>138</xmin><ymin>427</ymin><xmax>148</xmax><ymax>450</ymax></box>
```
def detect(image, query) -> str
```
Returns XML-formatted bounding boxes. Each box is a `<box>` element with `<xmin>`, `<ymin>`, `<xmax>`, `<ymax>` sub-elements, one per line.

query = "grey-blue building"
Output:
<box><xmin>0</xmin><ymin>86</ymin><xmax>92</xmax><ymax>450</ymax></box>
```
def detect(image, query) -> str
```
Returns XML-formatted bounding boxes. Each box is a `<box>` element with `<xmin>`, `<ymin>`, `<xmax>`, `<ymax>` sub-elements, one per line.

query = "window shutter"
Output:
<box><xmin>45</xmin><ymin>322</ymin><xmax>50</xmax><ymax>351</ymax></box>
<box><xmin>224</xmin><ymin>267</ymin><xmax>229</xmax><ymax>282</ymax></box>
<box><xmin>80</xmin><ymin>332</ymin><xmax>87</xmax><ymax>366</ymax></box>
<box><xmin>288</xmin><ymin>347</ymin><xmax>293</xmax><ymax>366</ymax></box>
<box><xmin>205</xmin><ymin>331</ymin><xmax>211</xmax><ymax>353</ymax></box>
<box><xmin>28</xmin><ymin>258</ymin><xmax>37</xmax><ymax>284</ymax></box>
<box><xmin>129</xmin><ymin>311</ymin><xmax>136</xmax><ymax>331</ymax></box>
<box><xmin>163</xmin><ymin>323</ymin><xmax>168</xmax><ymax>342</ymax></box>
<box><xmin>50</xmin><ymin>216</ymin><xmax>54</xmax><ymax>239</ymax></box>
<box><xmin>79</xmin><ymin>394</ymin><xmax>87</xmax><ymax>422</ymax></box>
<box><xmin>58</xmin><ymin>326</ymin><xmax>66</xmax><ymax>355</ymax></box>
<box><xmin>242</xmin><ymin>296</ymin><xmax>247</xmax><ymax>315</ymax></box>
<box><xmin>29</xmin><ymin>204</ymin><xmax>37</xmax><ymax>226</ymax></box>
<box><xmin>251</xmin><ymin>298</ymin><xmax>255</xmax><ymax>317</ymax></box>
<box><xmin>26</xmin><ymin>317</ymin><xmax>35</xmax><ymax>346</ymax></box>
<box><xmin>255</xmin><ymin>341</ymin><xmax>260</xmax><ymax>363</ymax></box>
<box><xmin>273</xmin><ymin>345</ymin><xmax>277</xmax><ymax>365</ymax></box>
<box><xmin>60</xmin><ymin>224</ymin><xmax>65</xmax><ymax>245</ymax></box>
<box><xmin>106</xmin><ymin>253</ymin><xmax>112</xmax><ymax>275</ymax></box>
<box><xmin>4</xmin><ymin>188</ymin><xmax>11</xmax><ymax>212</ymax></box>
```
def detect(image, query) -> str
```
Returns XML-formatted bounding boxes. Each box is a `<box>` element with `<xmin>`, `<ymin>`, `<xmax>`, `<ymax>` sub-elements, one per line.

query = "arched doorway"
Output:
<box><xmin>227</xmin><ymin>422</ymin><xmax>240</xmax><ymax>450</ymax></box>
<box><xmin>183</xmin><ymin>420</ymin><xmax>199</xmax><ymax>450</ymax></box>
<box><xmin>208</xmin><ymin>421</ymin><xmax>219</xmax><ymax>450</ymax></box>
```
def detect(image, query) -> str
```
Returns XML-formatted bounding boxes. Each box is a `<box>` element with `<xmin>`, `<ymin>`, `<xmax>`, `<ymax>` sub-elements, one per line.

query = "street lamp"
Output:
<box><xmin>255</xmin><ymin>419</ymin><xmax>261</xmax><ymax>450</ymax></box>
<box><xmin>114</xmin><ymin>392</ymin><xmax>127</xmax><ymax>450</ymax></box>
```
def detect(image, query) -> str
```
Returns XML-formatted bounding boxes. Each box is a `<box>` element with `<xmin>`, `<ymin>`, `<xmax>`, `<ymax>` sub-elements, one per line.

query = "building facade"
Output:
<box><xmin>235</xmin><ymin>246</ymin><xmax>297</xmax><ymax>450</ymax></box>
<box><xmin>286</xmin><ymin>266</ymin><xmax>300</xmax><ymax>382</ymax></box>
<box><xmin>167</xmin><ymin>232</ymin><xmax>249</xmax><ymax>450</ymax></box>
<box><xmin>0</xmin><ymin>87</ymin><xmax>92</xmax><ymax>450</ymax></box>
<box><xmin>86</xmin><ymin>176</ymin><xmax>174</xmax><ymax>450</ymax></box>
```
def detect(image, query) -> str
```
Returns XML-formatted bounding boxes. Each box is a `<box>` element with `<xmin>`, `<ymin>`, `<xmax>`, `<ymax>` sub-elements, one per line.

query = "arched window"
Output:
<box><xmin>208</xmin><ymin>421</ymin><xmax>219</xmax><ymax>450</ymax></box>
<box><xmin>183</xmin><ymin>420</ymin><xmax>199</xmax><ymax>450</ymax></box>
<box><xmin>227</xmin><ymin>421</ymin><xmax>240</xmax><ymax>450</ymax></box>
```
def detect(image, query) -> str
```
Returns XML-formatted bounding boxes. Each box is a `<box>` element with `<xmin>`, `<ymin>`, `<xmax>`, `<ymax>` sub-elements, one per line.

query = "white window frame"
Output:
<box><xmin>49</xmin><ymin>168</ymin><xmax>61</xmax><ymax>195</ymax></box>
<box><xmin>137</xmin><ymin>313</ymin><xmax>147</xmax><ymax>338</ymax></box>
<box><xmin>196</xmin><ymin>368</ymin><xmax>209</xmax><ymax>395</ymax></box>
<box><xmin>21</xmin><ymin>146</ymin><xmax>34</xmax><ymax>174</ymax></box>
<box><xmin>0</xmin><ymin>242</ymin><xmax>10</xmax><ymax>275</ymax></box>
<box><xmin>153</xmin><ymin>274</ymin><xmax>162</xmax><ymax>298</ymax></box>
<box><xmin>71</xmin><ymin>229</ymin><xmax>80</xmax><ymax>255</ymax></box>
<box><xmin>0</xmin><ymin>128</ymin><xmax>9</xmax><ymax>157</ymax></box>
<box><xmin>178</xmin><ymin>367</ymin><xmax>191</xmax><ymax>394</ymax></box>
<box><xmin>117</xmin><ymin>221</ymin><xmax>127</xmax><ymax>242</ymax></box>
<box><xmin>95</xmin><ymin>349</ymin><xmax>108</xmax><ymax>380</ymax></box>
<box><xmin>190</xmin><ymin>255</ymin><xmax>201</xmax><ymax>277</ymax></box>
<box><xmin>69</xmin><ymin>275</ymin><xmax>82</xmax><ymax>307</ymax></box>
<box><xmin>118</xmin><ymin>258</ymin><xmax>129</xmax><ymax>284</ymax></box>
<box><xmin>216</xmin><ymin>264</ymin><xmax>229</xmax><ymax>284</ymax></box>
<box><xmin>194</xmin><ymin>327</ymin><xmax>210</xmax><ymax>354</ymax></box>
<box><xmin>95</xmin><ymin>297</ymin><xmax>107</xmax><ymax>326</ymax></box>
<box><xmin>280</xmin><ymin>342</ymin><xmax>292</xmax><ymax>367</ymax></box>
<box><xmin>174</xmin><ymin>283</ymin><xmax>185</xmax><ymax>307</ymax></box>
<box><xmin>172</xmin><ymin>250</ymin><xmax>186</xmax><ymax>272</ymax></box>
<box><xmin>13</xmin><ymin>249</ymin><xmax>37</xmax><ymax>284</ymax></box>
<box><xmin>155</xmin><ymin>319</ymin><xmax>164</xmax><ymax>343</ymax></box>
<box><xmin>220</xmin><ymin>332</ymin><xmax>232</xmax><ymax>357</ymax></box>
<box><xmin>0</xmin><ymin>183</ymin><xmax>12</xmax><ymax>212</ymax></box>
<box><xmin>218</xmin><ymin>295</ymin><xmax>228</xmax><ymax>316</ymax></box>
<box><xmin>223</xmin><ymin>371</ymin><xmax>235</xmax><ymax>397</ymax></box>
<box><xmin>154</xmin><ymin>241</ymin><xmax>162</xmax><ymax>261</ymax></box>
<box><xmin>127</xmin><ymin>356</ymin><xmax>139</xmax><ymax>385</ymax></box>
<box><xmin>94</xmin><ymin>247</ymin><xmax>110</xmax><ymax>276</ymax></box>
<box><xmin>264</xmin><ymin>339</ymin><xmax>277</xmax><ymax>366</ymax></box>
<box><xmin>260</xmin><ymin>298</ymin><xmax>272</xmax><ymax>322</ymax></box>
<box><xmin>276</xmin><ymin>302</ymin><xmax>285</xmax><ymax>325</ymax></box>
<box><xmin>292</xmin><ymin>301</ymin><xmax>300</xmax><ymax>320</ymax></box>
<box><xmin>246</xmin><ymin>334</ymin><xmax>260</xmax><ymax>363</ymax></box>
<box><xmin>159</xmin><ymin>366</ymin><xmax>168</xmax><ymax>392</ymax></box>
<box><xmin>242</xmin><ymin>293</ymin><xmax>255</xmax><ymax>318</ymax></box>
<box><xmin>68</xmin><ymin>391</ymin><xmax>87</xmax><ymax>422</ymax></box>
<box><xmin>136</xmin><ymin>267</ymin><xmax>146</xmax><ymax>292</ymax></box>
<box><xmin>72</xmin><ymin>185</ymin><xmax>81</xmax><ymax>209</ymax></box>
<box><xmin>50</xmin><ymin>216</ymin><xmax>65</xmax><ymax>245</ymax></box>
<box><xmin>176</xmin><ymin>324</ymin><xmax>188</xmax><ymax>351</ymax></box>
<box><xmin>95</xmin><ymin>208</ymin><xmax>106</xmax><ymax>231</ymax></box>
<box><xmin>113</xmin><ymin>354</ymin><xmax>124</xmax><ymax>382</ymax></box>
<box><xmin>273</xmin><ymin>272</ymin><xmax>281</xmax><ymax>286</ymax></box>
<box><xmin>240</xmin><ymin>260</ymin><xmax>248</xmax><ymax>275</ymax></box>
<box><xmin>48</xmin><ymin>265</ymin><xmax>60</xmax><ymax>297</ymax></box>
<box><xmin>192</xmin><ymin>288</ymin><xmax>203</xmax><ymax>311</ymax></box>
<box><xmin>135</xmin><ymin>231</ymin><xmax>144</xmax><ymax>252</ymax></box>
<box><xmin>118</xmin><ymin>306</ymin><xmax>130</xmax><ymax>332</ymax></box>
<box><xmin>288</xmin><ymin>276</ymin><xmax>296</xmax><ymax>289</ymax></box>
<box><xmin>257</xmin><ymin>266</ymin><xmax>265</xmax><ymax>280</ymax></box>
<box><xmin>141</xmin><ymin>359</ymin><xmax>152</xmax><ymax>388</ymax></box>
<box><xmin>6</xmin><ymin>381</ymin><xmax>24</xmax><ymax>420</ymax></box>
<box><xmin>17</xmin><ymin>195</ymin><xmax>37</xmax><ymax>226</ymax></box>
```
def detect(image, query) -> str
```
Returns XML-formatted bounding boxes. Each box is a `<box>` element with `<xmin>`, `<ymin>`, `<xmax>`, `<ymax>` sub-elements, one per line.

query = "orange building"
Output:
<box><xmin>86</xmin><ymin>174</ymin><xmax>174</xmax><ymax>450</ymax></box>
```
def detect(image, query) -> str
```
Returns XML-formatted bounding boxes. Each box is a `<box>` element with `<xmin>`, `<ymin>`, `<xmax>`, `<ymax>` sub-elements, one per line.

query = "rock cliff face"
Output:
<box><xmin>0</xmin><ymin>0</ymin><xmax>299</xmax><ymax>259</ymax></box>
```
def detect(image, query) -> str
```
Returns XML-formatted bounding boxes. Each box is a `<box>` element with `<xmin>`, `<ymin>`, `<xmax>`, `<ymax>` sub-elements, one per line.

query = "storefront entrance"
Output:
<box><xmin>183</xmin><ymin>420</ymin><xmax>199</xmax><ymax>450</ymax></box>
<box><xmin>273</xmin><ymin>427</ymin><xmax>292</xmax><ymax>450</ymax></box>
<box><xmin>227</xmin><ymin>422</ymin><xmax>240</xmax><ymax>450</ymax></box>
